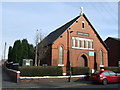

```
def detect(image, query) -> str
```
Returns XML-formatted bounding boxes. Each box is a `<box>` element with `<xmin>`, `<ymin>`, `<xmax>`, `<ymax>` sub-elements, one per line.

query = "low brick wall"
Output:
<box><xmin>6</xmin><ymin>68</ymin><xmax>20</xmax><ymax>83</ymax></box>
<box><xmin>4</xmin><ymin>65</ymin><xmax>86</xmax><ymax>83</ymax></box>
<box><xmin>19</xmin><ymin>75</ymin><xmax>86</xmax><ymax>82</ymax></box>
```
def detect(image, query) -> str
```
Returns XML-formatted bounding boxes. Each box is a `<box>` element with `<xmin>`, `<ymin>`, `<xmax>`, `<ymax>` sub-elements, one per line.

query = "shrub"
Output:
<box><xmin>103</xmin><ymin>67</ymin><xmax>120</xmax><ymax>73</ymax></box>
<box><xmin>71</xmin><ymin>67</ymin><xmax>90</xmax><ymax>75</ymax></box>
<box><xmin>19</xmin><ymin>66</ymin><xmax>63</xmax><ymax>76</ymax></box>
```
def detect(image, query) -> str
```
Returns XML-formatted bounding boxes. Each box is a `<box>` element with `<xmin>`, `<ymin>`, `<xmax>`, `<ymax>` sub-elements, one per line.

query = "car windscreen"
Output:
<box><xmin>94</xmin><ymin>71</ymin><xmax>103</xmax><ymax>74</ymax></box>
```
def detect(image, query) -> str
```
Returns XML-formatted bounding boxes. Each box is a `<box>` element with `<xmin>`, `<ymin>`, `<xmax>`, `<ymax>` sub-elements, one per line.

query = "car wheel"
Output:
<box><xmin>102</xmin><ymin>79</ymin><xmax>107</xmax><ymax>85</ymax></box>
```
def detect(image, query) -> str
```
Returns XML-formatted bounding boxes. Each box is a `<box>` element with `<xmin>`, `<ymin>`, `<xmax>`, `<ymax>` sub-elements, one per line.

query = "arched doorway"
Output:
<box><xmin>80</xmin><ymin>54</ymin><xmax>88</xmax><ymax>67</ymax></box>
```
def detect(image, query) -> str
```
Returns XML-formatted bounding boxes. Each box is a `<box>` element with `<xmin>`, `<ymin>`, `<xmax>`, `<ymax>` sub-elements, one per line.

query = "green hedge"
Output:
<box><xmin>19</xmin><ymin>66</ymin><xmax>63</xmax><ymax>76</ymax></box>
<box><xmin>71</xmin><ymin>67</ymin><xmax>90</xmax><ymax>75</ymax></box>
<box><xmin>103</xmin><ymin>67</ymin><xmax>120</xmax><ymax>73</ymax></box>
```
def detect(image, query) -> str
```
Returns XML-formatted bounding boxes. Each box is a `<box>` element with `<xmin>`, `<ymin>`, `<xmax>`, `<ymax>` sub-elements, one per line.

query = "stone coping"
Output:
<box><xmin>7</xmin><ymin>68</ymin><xmax>20</xmax><ymax>73</ymax></box>
<box><xmin>20</xmin><ymin>75</ymin><xmax>86</xmax><ymax>79</ymax></box>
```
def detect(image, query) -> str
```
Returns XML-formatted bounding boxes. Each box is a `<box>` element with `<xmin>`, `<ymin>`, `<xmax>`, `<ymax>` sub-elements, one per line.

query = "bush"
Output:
<box><xmin>71</xmin><ymin>67</ymin><xmax>90</xmax><ymax>75</ymax></box>
<box><xmin>19</xmin><ymin>66</ymin><xmax>63</xmax><ymax>76</ymax></box>
<box><xmin>103</xmin><ymin>67</ymin><xmax>120</xmax><ymax>73</ymax></box>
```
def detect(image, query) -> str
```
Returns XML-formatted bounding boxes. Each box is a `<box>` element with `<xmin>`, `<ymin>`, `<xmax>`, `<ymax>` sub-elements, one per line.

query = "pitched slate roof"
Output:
<box><xmin>39</xmin><ymin>13</ymin><xmax>108</xmax><ymax>51</ymax></box>
<box><xmin>105</xmin><ymin>37</ymin><xmax>120</xmax><ymax>42</ymax></box>
<box><xmin>39</xmin><ymin>16</ymin><xmax>80</xmax><ymax>47</ymax></box>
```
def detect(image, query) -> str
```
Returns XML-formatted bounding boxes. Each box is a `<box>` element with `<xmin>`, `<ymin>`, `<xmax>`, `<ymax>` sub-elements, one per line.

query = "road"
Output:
<box><xmin>1</xmin><ymin>66</ymin><xmax>120</xmax><ymax>90</ymax></box>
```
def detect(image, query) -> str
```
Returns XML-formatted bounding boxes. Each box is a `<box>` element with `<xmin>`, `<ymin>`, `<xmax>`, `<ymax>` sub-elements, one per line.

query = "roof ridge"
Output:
<box><xmin>39</xmin><ymin>15</ymin><xmax>80</xmax><ymax>47</ymax></box>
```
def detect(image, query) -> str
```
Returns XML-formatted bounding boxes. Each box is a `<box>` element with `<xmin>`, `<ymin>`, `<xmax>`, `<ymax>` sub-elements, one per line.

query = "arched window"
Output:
<box><xmin>100</xmin><ymin>50</ymin><xmax>104</xmax><ymax>65</ymax></box>
<box><xmin>59</xmin><ymin>46</ymin><xmax>63</xmax><ymax>65</ymax></box>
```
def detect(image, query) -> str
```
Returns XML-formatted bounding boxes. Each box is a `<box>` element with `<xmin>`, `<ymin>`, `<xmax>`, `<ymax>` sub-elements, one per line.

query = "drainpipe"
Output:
<box><xmin>68</xmin><ymin>29</ymin><xmax>73</xmax><ymax>82</ymax></box>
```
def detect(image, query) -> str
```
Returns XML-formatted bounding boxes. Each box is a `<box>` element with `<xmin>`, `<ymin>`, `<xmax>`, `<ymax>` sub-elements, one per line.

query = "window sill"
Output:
<box><xmin>58</xmin><ymin>64</ymin><xmax>64</xmax><ymax>66</ymax></box>
<box><xmin>100</xmin><ymin>65</ymin><xmax>104</xmax><ymax>67</ymax></box>
<box><xmin>72</xmin><ymin>47</ymin><xmax>94</xmax><ymax>50</ymax></box>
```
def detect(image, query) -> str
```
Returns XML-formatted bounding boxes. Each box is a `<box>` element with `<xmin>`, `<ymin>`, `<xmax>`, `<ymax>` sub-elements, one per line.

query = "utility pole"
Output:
<box><xmin>3</xmin><ymin>42</ymin><xmax>6</xmax><ymax>60</ymax></box>
<box><xmin>35</xmin><ymin>29</ymin><xmax>39</xmax><ymax>66</ymax></box>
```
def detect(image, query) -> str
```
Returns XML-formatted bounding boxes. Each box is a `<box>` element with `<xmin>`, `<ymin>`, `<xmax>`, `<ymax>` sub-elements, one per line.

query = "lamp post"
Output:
<box><xmin>4</xmin><ymin>42</ymin><xmax>6</xmax><ymax>60</ymax></box>
<box><xmin>68</xmin><ymin>30</ymin><xmax>73</xmax><ymax>82</ymax></box>
<box><xmin>35</xmin><ymin>29</ymin><xmax>39</xmax><ymax>66</ymax></box>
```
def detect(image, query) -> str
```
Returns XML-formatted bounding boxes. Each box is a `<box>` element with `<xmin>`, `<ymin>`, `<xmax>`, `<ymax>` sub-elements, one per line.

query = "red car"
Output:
<box><xmin>90</xmin><ymin>70</ymin><xmax>120</xmax><ymax>85</ymax></box>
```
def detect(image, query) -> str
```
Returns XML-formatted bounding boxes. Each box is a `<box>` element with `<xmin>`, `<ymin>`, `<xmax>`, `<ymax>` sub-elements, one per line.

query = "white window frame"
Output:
<box><xmin>89</xmin><ymin>41</ymin><xmax>93</xmax><ymax>49</ymax></box>
<box><xmin>58</xmin><ymin>64</ymin><xmax>64</xmax><ymax>66</ymax></box>
<box><xmin>72</xmin><ymin>37</ymin><xmax>94</xmax><ymax>50</ymax></box>
<box><xmin>100</xmin><ymin>50</ymin><xmax>104</xmax><ymax>65</ymax></box>
<box><xmin>81</xmin><ymin>40</ymin><xmax>84</xmax><ymax>48</ymax></box>
<box><xmin>72</xmin><ymin>37</ymin><xmax>76</xmax><ymax>48</ymax></box>
<box><xmin>85</xmin><ymin>40</ymin><xmax>88</xmax><ymax>48</ymax></box>
<box><xmin>58</xmin><ymin>46</ymin><xmax>64</xmax><ymax>66</ymax></box>
<box><xmin>78</xmin><ymin>40</ymin><xmax>80</xmax><ymax>48</ymax></box>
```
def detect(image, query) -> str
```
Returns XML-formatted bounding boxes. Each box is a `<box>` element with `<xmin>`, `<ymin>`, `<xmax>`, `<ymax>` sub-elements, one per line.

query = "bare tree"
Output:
<box><xmin>37</xmin><ymin>40</ymin><xmax>50</xmax><ymax>66</ymax></box>
<box><xmin>37</xmin><ymin>29</ymin><xmax>45</xmax><ymax>66</ymax></box>
<box><xmin>34</xmin><ymin>29</ymin><xmax>45</xmax><ymax>66</ymax></box>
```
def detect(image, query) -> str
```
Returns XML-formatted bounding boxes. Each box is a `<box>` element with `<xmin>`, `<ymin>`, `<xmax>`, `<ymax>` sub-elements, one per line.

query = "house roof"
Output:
<box><xmin>39</xmin><ymin>13</ymin><xmax>108</xmax><ymax>51</ymax></box>
<box><xmin>39</xmin><ymin>15</ymin><xmax>80</xmax><ymax>47</ymax></box>
<box><xmin>105</xmin><ymin>37</ymin><xmax>120</xmax><ymax>42</ymax></box>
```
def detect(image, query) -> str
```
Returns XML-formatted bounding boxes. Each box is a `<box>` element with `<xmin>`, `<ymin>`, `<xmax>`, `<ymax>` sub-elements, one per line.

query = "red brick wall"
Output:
<box><xmin>51</xmin><ymin>16</ymin><xmax>108</xmax><ymax>73</ymax></box>
<box><xmin>6</xmin><ymin>68</ymin><xmax>20</xmax><ymax>83</ymax></box>
<box><xmin>105</xmin><ymin>38</ymin><xmax>120</xmax><ymax>67</ymax></box>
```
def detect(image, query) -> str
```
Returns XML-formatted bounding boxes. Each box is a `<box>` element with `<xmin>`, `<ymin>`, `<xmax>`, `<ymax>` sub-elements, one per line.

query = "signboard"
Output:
<box><xmin>77</xmin><ymin>32</ymin><xmax>89</xmax><ymax>36</ymax></box>
<box><xmin>89</xmin><ymin>52</ymin><xmax>94</xmax><ymax>56</ymax></box>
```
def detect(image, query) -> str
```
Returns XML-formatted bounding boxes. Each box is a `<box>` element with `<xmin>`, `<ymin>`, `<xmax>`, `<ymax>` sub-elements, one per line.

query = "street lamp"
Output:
<box><xmin>68</xmin><ymin>30</ymin><xmax>73</xmax><ymax>82</ymax></box>
<box><xmin>35</xmin><ymin>29</ymin><xmax>39</xmax><ymax>66</ymax></box>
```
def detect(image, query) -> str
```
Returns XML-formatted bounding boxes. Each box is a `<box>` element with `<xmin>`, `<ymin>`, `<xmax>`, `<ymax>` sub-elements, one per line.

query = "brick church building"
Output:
<box><xmin>38</xmin><ymin>10</ymin><xmax>108</xmax><ymax>75</ymax></box>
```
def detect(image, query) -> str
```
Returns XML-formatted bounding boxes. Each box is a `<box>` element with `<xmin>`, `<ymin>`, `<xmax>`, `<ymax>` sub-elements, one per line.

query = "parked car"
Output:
<box><xmin>90</xmin><ymin>70</ymin><xmax>120</xmax><ymax>85</ymax></box>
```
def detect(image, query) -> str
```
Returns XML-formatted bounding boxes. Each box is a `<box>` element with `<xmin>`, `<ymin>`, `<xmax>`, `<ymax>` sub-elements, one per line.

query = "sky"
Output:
<box><xmin>1</xmin><ymin>2</ymin><xmax>118</xmax><ymax>60</ymax></box>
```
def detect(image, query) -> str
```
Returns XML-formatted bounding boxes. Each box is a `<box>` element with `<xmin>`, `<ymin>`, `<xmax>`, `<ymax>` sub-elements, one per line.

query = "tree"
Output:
<box><xmin>37</xmin><ymin>42</ymin><xmax>50</xmax><ymax>66</ymax></box>
<box><xmin>8</xmin><ymin>39</ymin><xmax>34</xmax><ymax>66</ymax></box>
<box><xmin>28</xmin><ymin>44</ymin><xmax>34</xmax><ymax>59</ymax></box>
<box><xmin>22</xmin><ymin>39</ymin><xmax>29</xmax><ymax>59</ymax></box>
<box><xmin>34</xmin><ymin>29</ymin><xmax>45</xmax><ymax>66</ymax></box>
<box><xmin>8</xmin><ymin>46</ymin><xmax>13</xmax><ymax>62</ymax></box>
<box><xmin>12</xmin><ymin>40</ymin><xmax>22</xmax><ymax>65</ymax></box>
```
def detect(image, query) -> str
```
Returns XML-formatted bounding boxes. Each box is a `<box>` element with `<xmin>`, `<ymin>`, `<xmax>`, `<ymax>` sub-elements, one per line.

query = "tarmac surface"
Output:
<box><xmin>1</xmin><ymin>66</ymin><xmax>120</xmax><ymax>89</ymax></box>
